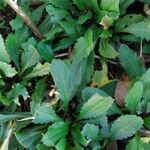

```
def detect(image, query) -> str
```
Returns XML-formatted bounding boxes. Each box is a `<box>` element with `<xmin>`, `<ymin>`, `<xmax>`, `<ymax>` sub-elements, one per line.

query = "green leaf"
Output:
<box><xmin>123</xmin><ymin>18</ymin><xmax>150</xmax><ymax>41</ymax></box>
<box><xmin>37</xmin><ymin>144</ymin><xmax>49</xmax><ymax>150</ymax></box>
<box><xmin>77</xmin><ymin>12</ymin><xmax>92</xmax><ymax>24</ymax></box>
<box><xmin>73</xmin><ymin>0</ymin><xmax>85</xmax><ymax>10</ymax></box>
<box><xmin>144</xmin><ymin>116</ymin><xmax>150</xmax><ymax>129</ymax></box>
<box><xmin>108</xmin><ymin>103</ymin><xmax>122</xmax><ymax>115</ymax></box>
<box><xmin>8</xmin><ymin>83</ymin><xmax>29</xmax><ymax>105</ymax></box>
<box><xmin>0</xmin><ymin>94</ymin><xmax>11</xmax><ymax>105</ymax></box>
<box><xmin>79</xmin><ymin>94</ymin><xmax>114</xmax><ymax>119</ymax></box>
<box><xmin>139</xmin><ymin>0</ymin><xmax>150</xmax><ymax>4</ymax></box>
<box><xmin>46</xmin><ymin>5</ymin><xmax>69</xmax><ymax>22</ymax></box>
<box><xmin>141</xmin><ymin>68</ymin><xmax>150</xmax><ymax>83</ymax></box>
<box><xmin>0</xmin><ymin>78</ymin><xmax>5</xmax><ymax>87</ymax></box>
<box><xmin>54</xmin><ymin>37</ymin><xmax>76</xmax><ymax>51</ymax></box>
<box><xmin>93</xmin><ymin>145</ymin><xmax>101</xmax><ymax>150</ymax></box>
<box><xmin>44</xmin><ymin>25</ymin><xmax>63</xmax><ymax>41</ymax></box>
<box><xmin>91</xmin><ymin>70</ymin><xmax>109</xmax><ymax>87</ymax></box>
<box><xmin>0</xmin><ymin>0</ymin><xmax>6</xmax><ymax>10</ymax></box>
<box><xmin>33</xmin><ymin>104</ymin><xmax>61</xmax><ymax>124</ymax></box>
<box><xmin>46</xmin><ymin>0</ymin><xmax>71</xmax><ymax>9</ymax></box>
<box><xmin>82</xmin><ymin>87</ymin><xmax>107</xmax><ymax>101</ymax></box>
<box><xmin>81</xmin><ymin>53</ymin><xmax>94</xmax><ymax>84</ymax></box>
<box><xmin>10</xmin><ymin>16</ymin><xmax>24</xmax><ymax>31</ymax></box>
<box><xmin>31</xmin><ymin>4</ymin><xmax>45</xmax><ymax>25</ymax></box>
<box><xmin>0</xmin><ymin>121</ymin><xmax>16</xmax><ymax>150</ymax></box>
<box><xmin>100</xmin><ymin>0</ymin><xmax>119</xmax><ymax>12</ymax></box>
<box><xmin>37</xmin><ymin>43</ymin><xmax>54</xmax><ymax>62</ymax></box>
<box><xmin>115</xmin><ymin>14</ymin><xmax>144</xmax><ymax>33</ymax></box>
<box><xmin>99</xmin><ymin>38</ymin><xmax>118</xmax><ymax>58</ymax></box>
<box><xmin>119</xmin><ymin>0</ymin><xmax>135</xmax><ymax>15</ymax></box>
<box><xmin>99</xmin><ymin>0</ymin><xmax>120</xmax><ymax>27</ymax></box>
<box><xmin>125</xmin><ymin>81</ymin><xmax>143</xmax><ymax>113</ymax></box>
<box><xmin>30</xmin><ymin>79</ymin><xmax>46</xmax><ymax>115</ymax></box>
<box><xmin>72</xmin><ymin>125</ymin><xmax>87</xmax><ymax>147</ymax></box>
<box><xmin>143</xmin><ymin>43</ymin><xmax>150</xmax><ymax>54</ymax></box>
<box><xmin>119</xmin><ymin>44</ymin><xmax>146</xmax><ymax>79</ymax></box>
<box><xmin>15</xmin><ymin>26</ymin><xmax>30</xmax><ymax>45</ymax></box>
<box><xmin>14</xmin><ymin>120</ymin><xmax>31</xmax><ymax>133</ymax></box>
<box><xmin>0</xmin><ymin>61</ymin><xmax>17</xmax><ymax>77</ymax></box>
<box><xmin>55</xmin><ymin>138</ymin><xmax>67</xmax><ymax>150</ymax></box>
<box><xmin>51</xmin><ymin>59</ymin><xmax>82</xmax><ymax>106</ymax></box>
<box><xmin>100</xmin><ymin>124</ymin><xmax>110</xmax><ymax>139</ymax></box>
<box><xmin>143</xmin><ymin>143</ymin><xmax>150</xmax><ymax>150</ymax></box>
<box><xmin>142</xmin><ymin>85</ymin><xmax>150</xmax><ymax>113</ymax></box>
<box><xmin>5</xmin><ymin>34</ymin><xmax>19</xmax><ymax>69</ymax></box>
<box><xmin>21</xmin><ymin>37</ymin><xmax>37</xmax><ymax>50</ymax></box>
<box><xmin>111</xmin><ymin>115</ymin><xmax>143</xmax><ymax>140</ymax></box>
<box><xmin>0</xmin><ymin>34</ymin><xmax>10</xmax><ymax>63</ymax></box>
<box><xmin>38</xmin><ymin>15</ymin><xmax>52</xmax><ymax>34</ymax></box>
<box><xmin>59</xmin><ymin>20</ymin><xmax>76</xmax><ymax>34</ymax></box>
<box><xmin>73</xmin><ymin>30</ymin><xmax>93</xmax><ymax>60</ymax></box>
<box><xmin>42</xmin><ymin>121</ymin><xmax>68</xmax><ymax>147</ymax></box>
<box><xmin>82</xmin><ymin>123</ymin><xmax>99</xmax><ymax>141</ymax></box>
<box><xmin>21</xmin><ymin>45</ymin><xmax>40</xmax><ymax>73</ymax></box>
<box><xmin>87</xmin><ymin>0</ymin><xmax>100</xmax><ymax>14</ymax></box>
<box><xmin>101</xmin><ymin>80</ymin><xmax>117</xmax><ymax>96</ymax></box>
<box><xmin>15</xmin><ymin>127</ymin><xmax>43</xmax><ymax>149</ymax></box>
<box><xmin>120</xmin><ymin>34</ymin><xmax>140</xmax><ymax>42</ymax></box>
<box><xmin>0</xmin><ymin>113</ymin><xmax>30</xmax><ymax>124</ymax></box>
<box><xmin>23</xmin><ymin>62</ymin><xmax>51</xmax><ymax>80</ymax></box>
<box><xmin>126</xmin><ymin>134</ymin><xmax>144</xmax><ymax>150</ymax></box>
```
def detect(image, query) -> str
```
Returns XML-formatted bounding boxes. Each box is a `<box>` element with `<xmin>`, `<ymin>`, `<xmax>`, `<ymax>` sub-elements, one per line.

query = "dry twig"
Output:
<box><xmin>6</xmin><ymin>0</ymin><xmax>43</xmax><ymax>39</ymax></box>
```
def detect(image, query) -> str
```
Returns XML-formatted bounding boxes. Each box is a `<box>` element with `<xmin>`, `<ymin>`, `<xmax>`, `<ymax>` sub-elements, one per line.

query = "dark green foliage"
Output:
<box><xmin>119</xmin><ymin>44</ymin><xmax>146</xmax><ymax>79</ymax></box>
<box><xmin>0</xmin><ymin>0</ymin><xmax>150</xmax><ymax>150</ymax></box>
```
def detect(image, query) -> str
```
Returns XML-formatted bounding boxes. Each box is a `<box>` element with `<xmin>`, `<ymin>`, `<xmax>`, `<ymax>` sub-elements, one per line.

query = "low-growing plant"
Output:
<box><xmin>0</xmin><ymin>0</ymin><xmax>150</xmax><ymax>150</ymax></box>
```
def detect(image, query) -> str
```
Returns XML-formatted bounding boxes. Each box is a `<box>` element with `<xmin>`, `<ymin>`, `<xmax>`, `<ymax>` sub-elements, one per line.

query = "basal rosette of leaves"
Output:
<box><xmin>0</xmin><ymin>0</ymin><xmax>150</xmax><ymax>150</ymax></box>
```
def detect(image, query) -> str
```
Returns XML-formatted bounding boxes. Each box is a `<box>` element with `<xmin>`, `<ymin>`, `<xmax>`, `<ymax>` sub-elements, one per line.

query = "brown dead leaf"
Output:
<box><xmin>100</xmin><ymin>15</ymin><xmax>113</xmax><ymax>29</ymax></box>
<box><xmin>106</xmin><ymin>141</ymin><xmax>118</xmax><ymax>150</ymax></box>
<box><xmin>115</xmin><ymin>74</ymin><xmax>130</xmax><ymax>107</ymax></box>
<box><xmin>120</xmin><ymin>74</ymin><xmax>130</xmax><ymax>82</ymax></box>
